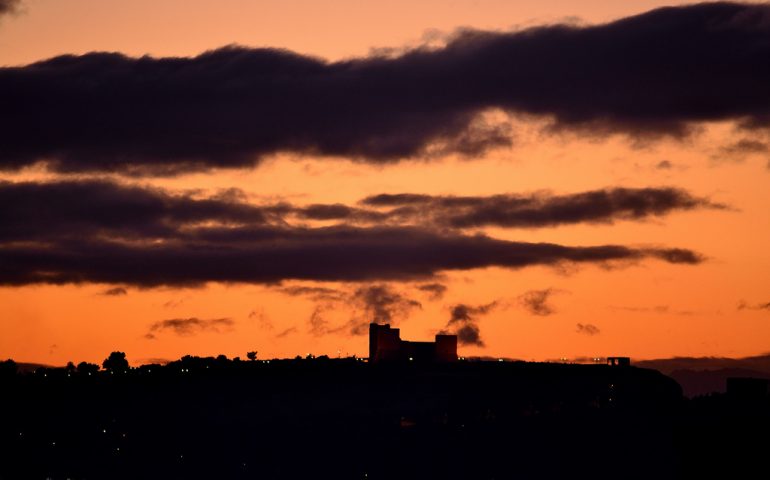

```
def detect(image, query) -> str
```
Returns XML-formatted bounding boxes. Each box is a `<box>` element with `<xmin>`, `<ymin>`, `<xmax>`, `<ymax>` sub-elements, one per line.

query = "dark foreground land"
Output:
<box><xmin>1</xmin><ymin>358</ymin><xmax>768</xmax><ymax>479</ymax></box>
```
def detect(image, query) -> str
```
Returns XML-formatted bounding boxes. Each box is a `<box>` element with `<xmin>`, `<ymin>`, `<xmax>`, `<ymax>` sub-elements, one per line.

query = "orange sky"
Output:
<box><xmin>1</xmin><ymin>1</ymin><xmax>769</xmax><ymax>366</ymax></box>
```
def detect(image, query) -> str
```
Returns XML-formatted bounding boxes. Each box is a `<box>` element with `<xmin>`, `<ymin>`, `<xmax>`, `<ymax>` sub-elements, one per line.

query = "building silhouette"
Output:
<box><xmin>607</xmin><ymin>356</ymin><xmax>631</xmax><ymax>367</ymax></box>
<box><xmin>369</xmin><ymin>323</ymin><xmax>457</xmax><ymax>363</ymax></box>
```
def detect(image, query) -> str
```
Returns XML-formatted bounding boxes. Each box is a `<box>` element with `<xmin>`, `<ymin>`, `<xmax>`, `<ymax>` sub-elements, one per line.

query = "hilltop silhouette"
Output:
<box><xmin>1</xmin><ymin>344</ymin><xmax>768</xmax><ymax>480</ymax></box>
<box><xmin>0</xmin><ymin>327</ymin><xmax>768</xmax><ymax>480</ymax></box>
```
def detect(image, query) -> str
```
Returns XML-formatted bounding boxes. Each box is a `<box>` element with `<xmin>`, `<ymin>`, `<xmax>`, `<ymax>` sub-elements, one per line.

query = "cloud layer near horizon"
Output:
<box><xmin>1</xmin><ymin>2</ymin><xmax>769</xmax><ymax>174</ymax></box>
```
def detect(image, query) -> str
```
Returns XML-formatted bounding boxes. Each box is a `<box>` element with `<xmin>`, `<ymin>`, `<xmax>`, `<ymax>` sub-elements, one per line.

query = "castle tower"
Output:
<box><xmin>369</xmin><ymin>323</ymin><xmax>401</xmax><ymax>362</ymax></box>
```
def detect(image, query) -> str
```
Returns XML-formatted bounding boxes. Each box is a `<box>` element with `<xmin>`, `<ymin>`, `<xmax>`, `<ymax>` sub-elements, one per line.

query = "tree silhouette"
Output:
<box><xmin>102</xmin><ymin>351</ymin><xmax>129</xmax><ymax>373</ymax></box>
<box><xmin>77</xmin><ymin>361</ymin><xmax>100</xmax><ymax>375</ymax></box>
<box><xmin>246</xmin><ymin>351</ymin><xmax>258</xmax><ymax>361</ymax></box>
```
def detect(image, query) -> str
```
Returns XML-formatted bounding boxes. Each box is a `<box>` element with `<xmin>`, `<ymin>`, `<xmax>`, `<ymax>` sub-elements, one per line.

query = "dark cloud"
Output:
<box><xmin>294</xmin><ymin>204</ymin><xmax>389</xmax><ymax>223</ymax></box>
<box><xmin>297</xmin><ymin>204</ymin><xmax>356</xmax><ymax>220</ymax></box>
<box><xmin>455</xmin><ymin>324</ymin><xmax>483</xmax><ymax>348</ymax></box>
<box><xmin>0</xmin><ymin>180</ymin><xmax>705</xmax><ymax>287</ymax></box>
<box><xmin>518</xmin><ymin>288</ymin><xmax>559</xmax><ymax>316</ymax></box>
<box><xmin>347</xmin><ymin>285</ymin><xmax>422</xmax><ymax>335</ymax></box>
<box><xmin>0</xmin><ymin>179</ymin><xmax>272</xmax><ymax>243</ymax></box>
<box><xmin>441</xmin><ymin>302</ymin><xmax>497</xmax><ymax>347</ymax></box>
<box><xmin>737</xmin><ymin>300</ymin><xmax>770</xmax><ymax>311</ymax></box>
<box><xmin>2</xmin><ymin>3</ymin><xmax>770</xmax><ymax>174</ymax></box>
<box><xmin>360</xmin><ymin>187</ymin><xmax>725</xmax><ymax>229</ymax></box>
<box><xmin>416</xmin><ymin>283</ymin><xmax>448</xmax><ymax>300</ymax></box>
<box><xmin>100</xmin><ymin>287</ymin><xmax>128</xmax><ymax>296</ymax></box>
<box><xmin>0</xmin><ymin>228</ymin><xmax>703</xmax><ymax>287</ymax></box>
<box><xmin>655</xmin><ymin>160</ymin><xmax>673</xmax><ymax>170</ymax></box>
<box><xmin>0</xmin><ymin>181</ymin><xmax>723</xmax><ymax>245</ymax></box>
<box><xmin>145</xmin><ymin>317</ymin><xmax>234</xmax><ymax>338</ymax></box>
<box><xmin>363</xmin><ymin>194</ymin><xmax>433</xmax><ymax>207</ymax></box>
<box><xmin>576</xmin><ymin>323</ymin><xmax>600</xmax><ymax>336</ymax></box>
<box><xmin>0</xmin><ymin>0</ymin><xmax>21</xmax><ymax>16</ymax></box>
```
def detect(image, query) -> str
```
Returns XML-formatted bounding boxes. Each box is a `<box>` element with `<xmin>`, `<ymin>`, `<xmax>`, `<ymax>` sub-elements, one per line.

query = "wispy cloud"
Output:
<box><xmin>100</xmin><ymin>287</ymin><xmax>127</xmax><ymax>296</ymax></box>
<box><xmin>278</xmin><ymin>283</ymin><xmax>423</xmax><ymax>336</ymax></box>
<box><xmin>576</xmin><ymin>323</ymin><xmax>600</xmax><ymax>336</ymax></box>
<box><xmin>713</xmin><ymin>138</ymin><xmax>769</xmax><ymax>163</ymax></box>
<box><xmin>276</xmin><ymin>327</ymin><xmax>298</xmax><ymax>338</ymax></box>
<box><xmin>248</xmin><ymin>308</ymin><xmax>273</xmax><ymax>330</ymax></box>
<box><xmin>145</xmin><ymin>317</ymin><xmax>235</xmax><ymax>338</ymax></box>
<box><xmin>279</xmin><ymin>285</ymin><xmax>348</xmax><ymax>302</ymax></box>
<box><xmin>360</xmin><ymin>187</ymin><xmax>726</xmax><ymax>229</ymax></box>
<box><xmin>518</xmin><ymin>288</ymin><xmax>561</xmax><ymax>316</ymax></box>
<box><xmin>415</xmin><ymin>283</ymin><xmax>448</xmax><ymax>301</ymax></box>
<box><xmin>440</xmin><ymin>302</ymin><xmax>498</xmax><ymax>347</ymax></box>
<box><xmin>737</xmin><ymin>300</ymin><xmax>770</xmax><ymax>311</ymax></box>
<box><xmin>609</xmin><ymin>305</ymin><xmax>696</xmax><ymax>316</ymax></box>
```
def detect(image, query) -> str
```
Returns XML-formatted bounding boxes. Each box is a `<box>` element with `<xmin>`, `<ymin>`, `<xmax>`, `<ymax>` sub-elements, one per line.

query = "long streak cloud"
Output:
<box><xmin>0</xmin><ymin>180</ymin><xmax>724</xmax><ymax>242</ymax></box>
<box><xmin>0</xmin><ymin>180</ymin><xmax>708</xmax><ymax>287</ymax></box>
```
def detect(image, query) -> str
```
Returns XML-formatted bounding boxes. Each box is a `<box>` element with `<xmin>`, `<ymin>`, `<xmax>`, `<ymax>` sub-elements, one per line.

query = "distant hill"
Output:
<box><xmin>636</xmin><ymin>354</ymin><xmax>770</xmax><ymax>397</ymax></box>
<box><xmin>668</xmin><ymin>368</ymin><xmax>770</xmax><ymax>397</ymax></box>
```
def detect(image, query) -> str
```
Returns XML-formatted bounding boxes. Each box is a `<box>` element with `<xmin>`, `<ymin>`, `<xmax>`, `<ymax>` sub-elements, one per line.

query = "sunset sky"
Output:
<box><xmin>1</xmin><ymin>0</ymin><xmax>769</xmax><ymax>366</ymax></box>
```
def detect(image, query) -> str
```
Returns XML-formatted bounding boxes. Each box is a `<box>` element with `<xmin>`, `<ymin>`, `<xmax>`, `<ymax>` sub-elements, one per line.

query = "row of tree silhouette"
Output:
<box><xmin>0</xmin><ymin>350</ymin><xmax>338</xmax><ymax>377</ymax></box>
<box><xmin>0</xmin><ymin>352</ymin><xmax>128</xmax><ymax>376</ymax></box>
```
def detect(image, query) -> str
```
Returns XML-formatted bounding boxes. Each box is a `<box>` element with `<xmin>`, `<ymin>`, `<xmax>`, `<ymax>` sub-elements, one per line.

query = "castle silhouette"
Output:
<box><xmin>369</xmin><ymin>323</ymin><xmax>457</xmax><ymax>363</ymax></box>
